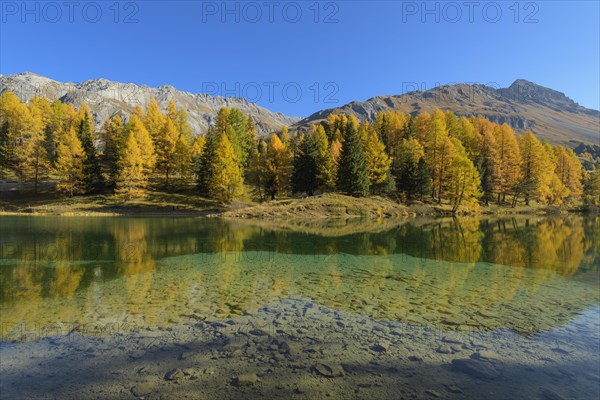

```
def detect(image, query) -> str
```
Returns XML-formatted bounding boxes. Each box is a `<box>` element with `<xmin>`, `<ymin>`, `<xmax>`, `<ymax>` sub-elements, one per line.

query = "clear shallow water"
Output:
<box><xmin>1</xmin><ymin>215</ymin><xmax>598</xmax><ymax>337</ymax></box>
<box><xmin>0</xmin><ymin>215</ymin><xmax>598</xmax><ymax>399</ymax></box>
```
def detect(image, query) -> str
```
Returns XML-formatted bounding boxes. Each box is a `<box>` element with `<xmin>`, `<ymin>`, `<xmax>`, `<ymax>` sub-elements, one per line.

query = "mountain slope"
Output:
<box><xmin>0</xmin><ymin>72</ymin><xmax>300</xmax><ymax>135</ymax></box>
<box><xmin>295</xmin><ymin>80</ymin><xmax>600</xmax><ymax>146</ymax></box>
<box><xmin>2</xmin><ymin>74</ymin><xmax>598</xmax><ymax>147</ymax></box>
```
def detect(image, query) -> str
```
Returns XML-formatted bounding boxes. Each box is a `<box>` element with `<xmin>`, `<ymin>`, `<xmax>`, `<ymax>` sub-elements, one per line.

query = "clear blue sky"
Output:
<box><xmin>1</xmin><ymin>1</ymin><xmax>599</xmax><ymax>117</ymax></box>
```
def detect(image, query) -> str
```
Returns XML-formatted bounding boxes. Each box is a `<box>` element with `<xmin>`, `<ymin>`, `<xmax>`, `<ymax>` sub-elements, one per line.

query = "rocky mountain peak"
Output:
<box><xmin>295</xmin><ymin>80</ymin><xmax>599</xmax><ymax>146</ymax></box>
<box><xmin>0</xmin><ymin>73</ymin><xmax>301</xmax><ymax>135</ymax></box>
<box><xmin>500</xmin><ymin>79</ymin><xmax>581</xmax><ymax>110</ymax></box>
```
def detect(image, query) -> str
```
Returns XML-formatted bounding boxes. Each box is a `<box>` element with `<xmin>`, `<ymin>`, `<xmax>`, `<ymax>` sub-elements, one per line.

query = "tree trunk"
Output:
<box><xmin>453</xmin><ymin>176</ymin><xmax>466</xmax><ymax>213</ymax></box>
<box><xmin>34</xmin><ymin>165</ymin><xmax>39</xmax><ymax>194</ymax></box>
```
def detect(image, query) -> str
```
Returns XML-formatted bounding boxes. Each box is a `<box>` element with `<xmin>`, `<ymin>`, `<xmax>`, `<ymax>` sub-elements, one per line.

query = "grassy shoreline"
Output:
<box><xmin>0</xmin><ymin>190</ymin><xmax>584</xmax><ymax>218</ymax></box>
<box><xmin>0</xmin><ymin>190</ymin><xmax>222</xmax><ymax>217</ymax></box>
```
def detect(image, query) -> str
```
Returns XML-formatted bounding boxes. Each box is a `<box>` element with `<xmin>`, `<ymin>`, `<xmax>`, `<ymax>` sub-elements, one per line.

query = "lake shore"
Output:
<box><xmin>0</xmin><ymin>191</ymin><xmax>580</xmax><ymax>218</ymax></box>
<box><xmin>0</xmin><ymin>190</ymin><xmax>222</xmax><ymax>217</ymax></box>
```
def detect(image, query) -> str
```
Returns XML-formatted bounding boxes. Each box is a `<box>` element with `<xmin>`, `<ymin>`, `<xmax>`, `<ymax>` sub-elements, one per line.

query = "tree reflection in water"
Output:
<box><xmin>0</xmin><ymin>215</ymin><xmax>598</xmax><ymax>341</ymax></box>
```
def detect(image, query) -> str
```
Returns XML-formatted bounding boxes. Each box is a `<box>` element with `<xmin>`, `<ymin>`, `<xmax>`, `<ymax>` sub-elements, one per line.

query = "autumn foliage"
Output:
<box><xmin>0</xmin><ymin>90</ymin><xmax>593</xmax><ymax>210</ymax></box>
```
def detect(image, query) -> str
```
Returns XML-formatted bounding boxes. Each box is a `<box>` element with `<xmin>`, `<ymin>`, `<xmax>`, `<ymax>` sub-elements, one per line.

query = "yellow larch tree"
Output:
<box><xmin>363</xmin><ymin>123</ymin><xmax>392</xmax><ymax>193</ymax></box>
<box><xmin>115</xmin><ymin>131</ymin><xmax>147</xmax><ymax>198</ymax></box>
<box><xmin>55</xmin><ymin>127</ymin><xmax>86</xmax><ymax>197</ymax></box>
<box><xmin>554</xmin><ymin>145</ymin><xmax>583</xmax><ymax>202</ymax></box>
<box><xmin>127</xmin><ymin>115</ymin><xmax>156</xmax><ymax>177</ymax></box>
<box><xmin>479</xmin><ymin>130</ymin><xmax>500</xmax><ymax>205</ymax></box>
<box><xmin>263</xmin><ymin>133</ymin><xmax>292</xmax><ymax>200</ymax></box>
<box><xmin>0</xmin><ymin>91</ymin><xmax>34</xmax><ymax>179</ymax></box>
<box><xmin>24</xmin><ymin>96</ymin><xmax>52</xmax><ymax>192</ymax></box>
<box><xmin>425</xmin><ymin>110</ymin><xmax>458</xmax><ymax>202</ymax></box>
<box><xmin>493</xmin><ymin>124</ymin><xmax>521</xmax><ymax>204</ymax></box>
<box><xmin>518</xmin><ymin>130</ymin><xmax>553</xmax><ymax>205</ymax></box>
<box><xmin>155</xmin><ymin>118</ymin><xmax>179</xmax><ymax>188</ymax></box>
<box><xmin>102</xmin><ymin>115</ymin><xmax>125</xmax><ymax>187</ymax></box>
<box><xmin>374</xmin><ymin>111</ymin><xmax>409</xmax><ymax>158</ymax></box>
<box><xmin>144</xmin><ymin>97</ymin><xmax>165</xmax><ymax>141</ymax></box>
<box><xmin>208</xmin><ymin>133</ymin><xmax>243</xmax><ymax>203</ymax></box>
<box><xmin>446</xmin><ymin>153</ymin><xmax>481</xmax><ymax>213</ymax></box>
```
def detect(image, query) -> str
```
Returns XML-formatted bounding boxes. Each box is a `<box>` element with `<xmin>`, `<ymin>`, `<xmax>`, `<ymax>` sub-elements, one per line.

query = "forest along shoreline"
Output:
<box><xmin>1</xmin><ymin>92</ymin><xmax>599</xmax><ymax>218</ymax></box>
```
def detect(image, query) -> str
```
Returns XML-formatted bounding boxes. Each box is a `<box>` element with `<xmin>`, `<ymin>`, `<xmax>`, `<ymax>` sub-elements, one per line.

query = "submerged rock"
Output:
<box><xmin>249</xmin><ymin>328</ymin><xmax>269</xmax><ymax>337</ymax></box>
<box><xmin>451</xmin><ymin>358</ymin><xmax>499</xmax><ymax>380</ymax></box>
<box><xmin>226</xmin><ymin>336</ymin><xmax>247</xmax><ymax>351</ymax></box>
<box><xmin>233</xmin><ymin>373</ymin><xmax>258</xmax><ymax>386</ymax></box>
<box><xmin>276</xmin><ymin>339</ymin><xmax>300</xmax><ymax>356</ymax></box>
<box><xmin>471</xmin><ymin>350</ymin><xmax>500</xmax><ymax>361</ymax></box>
<box><xmin>178</xmin><ymin>351</ymin><xmax>195</xmax><ymax>360</ymax></box>
<box><xmin>131</xmin><ymin>382</ymin><xmax>155</xmax><ymax>397</ymax></box>
<box><xmin>442</xmin><ymin>336</ymin><xmax>465</xmax><ymax>345</ymax></box>
<box><xmin>444</xmin><ymin>384</ymin><xmax>463</xmax><ymax>393</ymax></box>
<box><xmin>312</xmin><ymin>363</ymin><xmax>345</xmax><ymax>378</ymax></box>
<box><xmin>164</xmin><ymin>368</ymin><xmax>185</xmax><ymax>381</ymax></box>
<box><xmin>371</xmin><ymin>343</ymin><xmax>388</xmax><ymax>353</ymax></box>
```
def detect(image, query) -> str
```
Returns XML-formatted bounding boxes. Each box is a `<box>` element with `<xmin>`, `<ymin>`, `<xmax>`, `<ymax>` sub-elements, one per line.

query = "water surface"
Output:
<box><xmin>0</xmin><ymin>215</ymin><xmax>598</xmax><ymax>399</ymax></box>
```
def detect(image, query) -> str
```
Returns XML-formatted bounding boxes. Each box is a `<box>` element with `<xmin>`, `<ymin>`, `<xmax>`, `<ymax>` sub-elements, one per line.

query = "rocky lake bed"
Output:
<box><xmin>1</xmin><ymin>298</ymin><xmax>599</xmax><ymax>400</ymax></box>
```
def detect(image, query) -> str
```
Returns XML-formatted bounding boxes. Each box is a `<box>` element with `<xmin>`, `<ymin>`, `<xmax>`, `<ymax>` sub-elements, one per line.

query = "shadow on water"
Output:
<box><xmin>1</xmin><ymin>301</ymin><xmax>599</xmax><ymax>400</ymax></box>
